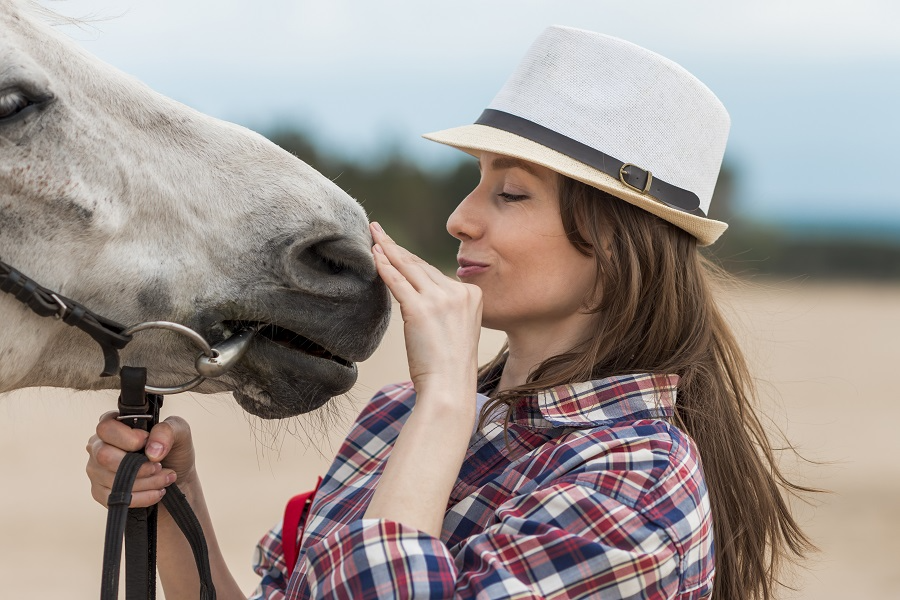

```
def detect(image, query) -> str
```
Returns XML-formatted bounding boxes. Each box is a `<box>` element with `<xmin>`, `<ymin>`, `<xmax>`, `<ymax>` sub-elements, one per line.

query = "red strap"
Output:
<box><xmin>282</xmin><ymin>476</ymin><xmax>322</xmax><ymax>578</ymax></box>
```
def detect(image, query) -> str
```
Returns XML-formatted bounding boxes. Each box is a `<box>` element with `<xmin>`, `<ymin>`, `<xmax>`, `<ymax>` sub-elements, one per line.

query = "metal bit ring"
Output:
<box><xmin>121</xmin><ymin>321</ymin><xmax>213</xmax><ymax>394</ymax></box>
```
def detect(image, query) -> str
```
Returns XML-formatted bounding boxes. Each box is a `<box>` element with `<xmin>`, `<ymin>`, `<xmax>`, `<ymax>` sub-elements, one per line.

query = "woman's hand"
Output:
<box><xmin>370</xmin><ymin>221</ymin><xmax>483</xmax><ymax>404</ymax></box>
<box><xmin>86</xmin><ymin>414</ymin><xmax>244</xmax><ymax>597</ymax></box>
<box><xmin>86</xmin><ymin>412</ymin><xmax>196</xmax><ymax>509</ymax></box>
<box><xmin>365</xmin><ymin>222</ymin><xmax>484</xmax><ymax>536</ymax></box>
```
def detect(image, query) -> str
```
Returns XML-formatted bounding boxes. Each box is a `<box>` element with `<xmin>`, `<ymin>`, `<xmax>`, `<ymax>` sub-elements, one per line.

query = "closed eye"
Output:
<box><xmin>498</xmin><ymin>192</ymin><xmax>528</xmax><ymax>202</ymax></box>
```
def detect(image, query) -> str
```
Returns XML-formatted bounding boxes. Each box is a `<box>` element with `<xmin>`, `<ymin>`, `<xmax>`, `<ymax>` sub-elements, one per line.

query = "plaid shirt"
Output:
<box><xmin>251</xmin><ymin>373</ymin><xmax>714</xmax><ymax>599</ymax></box>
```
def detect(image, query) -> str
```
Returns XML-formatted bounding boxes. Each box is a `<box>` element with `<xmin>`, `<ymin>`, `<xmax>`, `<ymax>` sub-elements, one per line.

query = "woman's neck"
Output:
<box><xmin>497</xmin><ymin>314</ymin><xmax>593</xmax><ymax>391</ymax></box>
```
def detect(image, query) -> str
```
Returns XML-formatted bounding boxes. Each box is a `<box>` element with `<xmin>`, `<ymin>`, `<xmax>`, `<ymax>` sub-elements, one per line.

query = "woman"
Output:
<box><xmin>86</xmin><ymin>26</ymin><xmax>813</xmax><ymax>599</ymax></box>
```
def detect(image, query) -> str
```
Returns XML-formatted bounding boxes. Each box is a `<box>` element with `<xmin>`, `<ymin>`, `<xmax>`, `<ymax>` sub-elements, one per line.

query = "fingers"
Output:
<box><xmin>372</xmin><ymin>243</ymin><xmax>421</xmax><ymax>306</ymax></box>
<box><xmin>93</xmin><ymin>412</ymin><xmax>190</xmax><ymax>463</ymax></box>
<box><xmin>370</xmin><ymin>222</ymin><xmax>450</xmax><ymax>291</ymax></box>
<box><xmin>86</xmin><ymin>413</ymin><xmax>187</xmax><ymax>509</ymax></box>
<box><xmin>86</xmin><ymin>456</ymin><xmax>175</xmax><ymax>506</ymax></box>
<box><xmin>90</xmin><ymin>481</ymin><xmax>169</xmax><ymax>509</ymax></box>
<box><xmin>144</xmin><ymin>417</ymin><xmax>189</xmax><ymax>462</ymax></box>
<box><xmin>369</xmin><ymin>222</ymin><xmax>484</xmax><ymax>315</ymax></box>
<box><xmin>86</xmin><ymin>444</ymin><xmax>175</xmax><ymax>509</ymax></box>
<box><xmin>87</xmin><ymin>434</ymin><xmax>160</xmax><ymax>478</ymax></box>
<box><xmin>95</xmin><ymin>411</ymin><xmax>151</xmax><ymax>453</ymax></box>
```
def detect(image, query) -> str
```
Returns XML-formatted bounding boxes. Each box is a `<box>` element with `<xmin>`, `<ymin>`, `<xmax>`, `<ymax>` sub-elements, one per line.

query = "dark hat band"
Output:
<box><xmin>475</xmin><ymin>109</ymin><xmax>705</xmax><ymax>216</ymax></box>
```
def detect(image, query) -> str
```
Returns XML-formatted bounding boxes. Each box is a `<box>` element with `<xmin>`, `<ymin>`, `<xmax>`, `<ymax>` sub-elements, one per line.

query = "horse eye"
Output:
<box><xmin>0</xmin><ymin>91</ymin><xmax>30</xmax><ymax>119</ymax></box>
<box><xmin>0</xmin><ymin>89</ymin><xmax>52</xmax><ymax>121</ymax></box>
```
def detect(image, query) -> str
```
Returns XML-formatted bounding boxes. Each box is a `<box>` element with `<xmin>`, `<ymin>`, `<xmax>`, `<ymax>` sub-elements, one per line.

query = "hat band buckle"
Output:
<box><xmin>619</xmin><ymin>164</ymin><xmax>653</xmax><ymax>195</ymax></box>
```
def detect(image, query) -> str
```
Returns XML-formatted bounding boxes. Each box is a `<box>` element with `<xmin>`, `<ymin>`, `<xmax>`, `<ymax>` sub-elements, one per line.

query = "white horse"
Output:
<box><xmin>0</xmin><ymin>0</ymin><xmax>390</xmax><ymax>419</ymax></box>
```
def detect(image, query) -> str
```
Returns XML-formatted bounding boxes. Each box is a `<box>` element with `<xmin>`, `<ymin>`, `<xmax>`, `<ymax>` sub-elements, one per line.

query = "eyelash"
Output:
<box><xmin>498</xmin><ymin>192</ymin><xmax>528</xmax><ymax>202</ymax></box>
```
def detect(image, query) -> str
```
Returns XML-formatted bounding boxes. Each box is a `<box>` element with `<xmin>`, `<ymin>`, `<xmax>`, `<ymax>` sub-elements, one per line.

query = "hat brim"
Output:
<box><xmin>423</xmin><ymin>124</ymin><xmax>727</xmax><ymax>246</ymax></box>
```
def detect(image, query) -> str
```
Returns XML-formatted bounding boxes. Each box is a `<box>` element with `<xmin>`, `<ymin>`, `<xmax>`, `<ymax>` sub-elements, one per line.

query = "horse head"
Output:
<box><xmin>0</xmin><ymin>0</ymin><xmax>391</xmax><ymax>418</ymax></box>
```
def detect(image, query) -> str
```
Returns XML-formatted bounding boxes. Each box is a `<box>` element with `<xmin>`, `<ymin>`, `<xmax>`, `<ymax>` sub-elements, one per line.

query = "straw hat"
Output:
<box><xmin>424</xmin><ymin>26</ymin><xmax>731</xmax><ymax>246</ymax></box>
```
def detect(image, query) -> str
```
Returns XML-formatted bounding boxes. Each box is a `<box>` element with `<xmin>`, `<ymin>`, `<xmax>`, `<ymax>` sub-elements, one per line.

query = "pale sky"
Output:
<box><xmin>38</xmin><ymin>0</ymin><xmax>900</xmax><ymax>230</ymax></box>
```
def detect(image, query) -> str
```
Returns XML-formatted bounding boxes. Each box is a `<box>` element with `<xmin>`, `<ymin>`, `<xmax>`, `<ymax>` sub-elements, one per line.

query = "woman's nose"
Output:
<box><xmin>446</xmin><ymin>191</ymin><xmax>483</xmax><ymax>242</ymax></box>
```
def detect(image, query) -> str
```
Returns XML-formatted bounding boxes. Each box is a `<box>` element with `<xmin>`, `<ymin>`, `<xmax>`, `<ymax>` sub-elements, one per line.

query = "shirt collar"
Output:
<box><xmin>511</xmin><ymin>373</ymin><xmax>679</xmax><ymax>428</ymax></box>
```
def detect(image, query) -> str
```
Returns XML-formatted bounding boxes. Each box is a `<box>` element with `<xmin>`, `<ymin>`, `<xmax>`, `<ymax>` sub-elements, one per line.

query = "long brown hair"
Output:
<box><xmin>478</xmin><ymin>175</ymin><xmax>816</xmax><ymax>600</ymax></box>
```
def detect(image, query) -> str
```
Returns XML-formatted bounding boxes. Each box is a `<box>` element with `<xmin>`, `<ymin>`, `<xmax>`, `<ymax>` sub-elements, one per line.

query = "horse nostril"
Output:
<box><xmin>297</xmin><ymin>237</ymin><xmax>374</xmax><ymax>281</ymax></box>
<box><xmin>310</xmin><ymin>244</ymin><xmax>344</xmax><ymax>275</ymax></box>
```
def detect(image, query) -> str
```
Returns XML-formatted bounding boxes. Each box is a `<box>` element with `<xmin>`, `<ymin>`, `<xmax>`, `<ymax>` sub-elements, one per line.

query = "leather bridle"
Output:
<box><xmin>0</xmin><ymin>260</ymin><xmax>132</xmax><ymax>376</ymax></box>
<box><xmin>1</xmin><ymin>258</ymin><xmax>255</xmax><ymax>599</ymax></box>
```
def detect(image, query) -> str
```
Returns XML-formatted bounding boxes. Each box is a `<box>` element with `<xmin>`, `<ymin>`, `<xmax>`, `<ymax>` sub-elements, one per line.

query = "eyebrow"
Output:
<box><xmin>479</xmin><ymin>156</ymin><xmax>540</xmax><ymax>177</ymax></box>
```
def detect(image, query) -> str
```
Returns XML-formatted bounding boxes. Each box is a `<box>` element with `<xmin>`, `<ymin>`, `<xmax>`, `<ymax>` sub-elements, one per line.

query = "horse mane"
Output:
<box><xmin>25</xmin><ymin>0</ymin><xmax>119</xmax><ymax>31</ymax></box>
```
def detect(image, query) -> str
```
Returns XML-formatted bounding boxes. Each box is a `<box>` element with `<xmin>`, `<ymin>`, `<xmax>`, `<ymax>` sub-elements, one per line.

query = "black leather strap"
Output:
<box><xmin>162</xmin><ymin>486</ymin><xmax>217</xmax><ymax>600</ymax></box>
<box><xmin>117</xmin><ymin>367</ymin><xmax>158</xmax><ymax>429</ymax></box>
<box><xmin>0</xmin><ymin>260</ymin><xmax>132</xmax><ymax>376</ymax></box>
<box><xmin>104</xmin><ymin>367</ymin><xmax>158</xmax><ymax>600</ymax></box>
<box><xmin>474</xmin><ymin>109</ymin><xmax>706</xmax><ymax>216</ymax></box>
<box><xmin>101</xmin><ymin>367</ymin><xmax>216</xmax><ymax>600</ymax></box>
<box><xmin>102</xmin><ymin>476</ymin><xmax>216</xmax><ymax>600</ymax></box>
<box><xmin>124</xmin><ymin>506</ymin><xmax>157</xmax><ymax>600</ymax></box>
<box><xmin>102</xmin><ymin>451</ymin><xmax>149</xmax><ymax>600</ymax></box>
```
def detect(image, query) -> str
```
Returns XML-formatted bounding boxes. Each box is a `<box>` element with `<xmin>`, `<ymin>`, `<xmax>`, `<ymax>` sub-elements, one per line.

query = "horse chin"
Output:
<box><xmin>227</xmin><ymin>343</ymin><xmax>359</xmax><ymax>419</ymax></box>
<box><xmin>232</xmin><ymin>386</ymin><xmax>332</xmax><ymax>420</ymax></box>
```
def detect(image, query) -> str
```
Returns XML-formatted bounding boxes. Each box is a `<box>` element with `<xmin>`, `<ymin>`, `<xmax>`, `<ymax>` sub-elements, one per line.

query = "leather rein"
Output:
<box><xmin>1</xmin><ymin>259</ymin><xmax>255</xmax><ymax>599</ymax></box>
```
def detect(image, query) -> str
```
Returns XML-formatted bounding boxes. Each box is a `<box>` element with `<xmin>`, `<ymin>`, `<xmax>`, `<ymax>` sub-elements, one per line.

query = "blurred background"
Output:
<box><xmin>1</xmin><ymin>1</ymin><xmax>898</xmax><ymax>598</ymax></box>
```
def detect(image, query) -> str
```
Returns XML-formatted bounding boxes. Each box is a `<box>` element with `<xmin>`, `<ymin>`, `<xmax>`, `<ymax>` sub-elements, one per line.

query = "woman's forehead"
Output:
<box><xmin>478</xmin><ymin>152</ymin><xmax>558</xmax><ymax>184</ymax></box>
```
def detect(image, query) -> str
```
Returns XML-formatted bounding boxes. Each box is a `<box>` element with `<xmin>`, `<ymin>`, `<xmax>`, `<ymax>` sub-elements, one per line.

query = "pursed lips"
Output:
<box><xmin>456</xmin><ymin>257</ymin><xmax>489</xmax><ymax>278</ymax></box>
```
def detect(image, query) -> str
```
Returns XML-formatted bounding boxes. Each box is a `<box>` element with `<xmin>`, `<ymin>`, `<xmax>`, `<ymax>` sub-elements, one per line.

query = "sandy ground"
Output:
<box><xmin>1</xmin><ymin>280</ymin><xmax>898</xmax><ymax>599</ymax></box>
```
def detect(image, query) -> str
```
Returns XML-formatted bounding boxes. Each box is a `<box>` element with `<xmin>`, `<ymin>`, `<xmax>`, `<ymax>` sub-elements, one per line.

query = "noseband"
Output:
<box><xmin>1</xmin><ymin>259</ymin><xmax>257</xmax><ymax>600</ymax></box>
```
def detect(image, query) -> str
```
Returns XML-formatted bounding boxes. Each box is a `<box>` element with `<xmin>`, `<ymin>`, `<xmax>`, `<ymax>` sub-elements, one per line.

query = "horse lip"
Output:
<box><xmin>221</xmin><ymin>319</ymin><xmax>353</xmax><ymax>367</ymax></box>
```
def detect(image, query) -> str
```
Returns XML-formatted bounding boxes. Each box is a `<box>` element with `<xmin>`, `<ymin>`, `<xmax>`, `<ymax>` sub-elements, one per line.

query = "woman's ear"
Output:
<box><xmin>601</xmin><ymin>236</ymin><xmax>613</xmax><ymax>261</ymax></box>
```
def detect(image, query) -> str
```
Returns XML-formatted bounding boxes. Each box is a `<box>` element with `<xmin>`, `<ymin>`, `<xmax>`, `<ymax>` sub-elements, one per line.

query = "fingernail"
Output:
<box><xmin>373</xmin><ymin>244</ymin><xmax>384</xmax><ymax>255</ymax></box>
<box><xmin>165</xmin><ymin>472</ymin><xmax>176</xmax><ymax>484</ymax></box>
<box><xmin>372</xmin><ymin>222</ymin><xmax>383</xmax><ymax>233</ymax></box>
<box><xmin>146</xmin><ymin>442</ymin><xmax>164</xmax><ymax>459</ymax></box>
